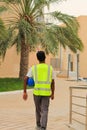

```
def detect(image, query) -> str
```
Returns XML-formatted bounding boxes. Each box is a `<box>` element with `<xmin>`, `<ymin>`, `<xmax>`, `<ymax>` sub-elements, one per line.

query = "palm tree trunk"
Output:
<box><xmin>19</xmin><ymin>41</ymin><xmax>29</xmax><ymax>79</ymax></box>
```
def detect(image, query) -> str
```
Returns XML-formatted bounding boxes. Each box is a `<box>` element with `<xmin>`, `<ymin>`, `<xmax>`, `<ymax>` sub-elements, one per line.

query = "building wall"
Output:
<box><xmin>0</xmin><ymin>16</ymin><xmax>87</xmax><ymax>78</ymax></box>
<box><xmin>56</xmin><ymin>16</ymin><xmax>87</xmax><ymax>78</ymax></box>
<box><xmin>77</xmin><ymin>16</ymin><xmax>87</xmax><ymax>77</ymax></box>
<box><xmin>0</xmin><ymin>47</ymin><xmax>20</xmax><ymax>77</ymax></box>
<box><xmin>0</xmin><ymin>47</ymin><xmax>53</xmax><ymax>77</ymax></box>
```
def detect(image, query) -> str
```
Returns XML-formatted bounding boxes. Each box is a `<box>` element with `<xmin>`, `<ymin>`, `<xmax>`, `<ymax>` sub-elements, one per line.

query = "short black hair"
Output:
<box><xmin>36</xmin><ymin>51</ymin><xmax>46</xmax><ymax>61</ymax></box>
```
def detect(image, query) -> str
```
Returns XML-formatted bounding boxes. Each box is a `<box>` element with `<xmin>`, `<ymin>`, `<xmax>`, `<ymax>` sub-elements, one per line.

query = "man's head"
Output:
<box><xmin>36</xmin><ymin>51</ymin><xmax>46</xmax><ymax>62</ymax></box>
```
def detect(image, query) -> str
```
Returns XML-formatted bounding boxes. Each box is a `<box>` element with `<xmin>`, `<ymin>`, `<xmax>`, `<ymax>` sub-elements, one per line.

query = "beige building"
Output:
<box><xmin>56</xmin><ymin>16</ymin><xmax>87</xmax><ymax>79</ymax></box>
<box><xmin>0</xmin><ymin>16</ymin><xmax>87</xmax><ymax>78</ymax></box>
<box><xmin>77</xmin><ymin>16</ymin><xmax>87</xmax><ymax>77</ymax></box>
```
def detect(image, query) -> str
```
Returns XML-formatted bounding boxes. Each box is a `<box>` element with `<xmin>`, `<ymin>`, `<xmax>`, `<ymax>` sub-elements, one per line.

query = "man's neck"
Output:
<box><xmin>39</xmin><ymin>61</ymin><xmax>45</xmax><ymax>64</ymax></box>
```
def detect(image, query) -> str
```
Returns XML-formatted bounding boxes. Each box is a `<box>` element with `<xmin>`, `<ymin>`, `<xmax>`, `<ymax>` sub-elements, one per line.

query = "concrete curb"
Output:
<box><xmin>0</xmin><ymin>89</ymin><xmax>32</xmax><ymax>95</ymax></box>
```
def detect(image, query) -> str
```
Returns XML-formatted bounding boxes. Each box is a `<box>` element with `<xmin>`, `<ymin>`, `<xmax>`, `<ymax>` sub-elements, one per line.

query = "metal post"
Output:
<box><xmin>60</xmin><ymin>44</ymin><xmax>62</xmax><ymax>72</ymax></box>
<box><xmin>76</xmin><ymin>54</ymin><xmax>79</xmax><ymax>81</ymax></box>
<box><xmin>86</xmin><ymin>95</ymin><xmax>87</xmax><ymax>130</ymax></box>
<box><xmin>69</xmin><ymin>87</ymin><xmax>72</xmax><ymax>124</ymax></box>
<box><xmin>67</xmin><ymin>54</ymin><xmax>70</xmax><ymax>78</ymax></box>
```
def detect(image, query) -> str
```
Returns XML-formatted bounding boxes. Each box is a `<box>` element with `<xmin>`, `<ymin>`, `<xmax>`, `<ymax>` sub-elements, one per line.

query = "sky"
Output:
<box><xmin>45</xmin><ymin>0</ymin><xmax>87</xmax><ymax>17</ymax></box>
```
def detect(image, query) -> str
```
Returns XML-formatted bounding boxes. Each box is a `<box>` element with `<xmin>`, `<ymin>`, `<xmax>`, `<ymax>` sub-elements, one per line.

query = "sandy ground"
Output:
<box><xmin>0</xmin><ymin>78</ymin><xmax>87</xmax><ymax>130</ymax></box>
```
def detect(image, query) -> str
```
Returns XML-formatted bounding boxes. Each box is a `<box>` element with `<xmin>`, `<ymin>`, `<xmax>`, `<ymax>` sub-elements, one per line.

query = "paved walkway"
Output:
<box><xmin>0</xmin><ymin>78</ymin><xmax>87</xmax><ymax>130</ymax></box>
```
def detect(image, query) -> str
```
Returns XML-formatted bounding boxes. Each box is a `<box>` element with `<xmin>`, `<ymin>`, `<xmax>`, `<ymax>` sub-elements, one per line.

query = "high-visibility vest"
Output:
<box><xmin>32</xmin><ymin>63</ymin><xmax>53</xmax><ymax>96</ymax></box>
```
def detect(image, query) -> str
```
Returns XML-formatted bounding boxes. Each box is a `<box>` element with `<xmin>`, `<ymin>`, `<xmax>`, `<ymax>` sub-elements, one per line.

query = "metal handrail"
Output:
<box><xmin>72</xmin><ymin>103</ymin><xmax>86</xmax><ymax>108</ymax></box>
<box><xmin>72</xmin><ymin>95</ymin><xmax>86</xmax><ymax>99</ymax></box>
<box><xmin>69</xmin><ymin>86</ymin><xmax>87</xmax><ymax>130</ymax></box>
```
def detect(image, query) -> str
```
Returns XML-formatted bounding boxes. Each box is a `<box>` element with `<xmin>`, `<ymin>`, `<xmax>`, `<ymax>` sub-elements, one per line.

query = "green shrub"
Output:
<box><xmin>0</xmin><ymin>78</ymin><xmax>24</xmax><ymax>92</ymax></box>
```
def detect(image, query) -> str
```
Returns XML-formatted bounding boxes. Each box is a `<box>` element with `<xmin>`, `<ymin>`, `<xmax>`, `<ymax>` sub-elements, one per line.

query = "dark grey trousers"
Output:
<box><xmin>33</xmin><ymin>95</ymin><xmax>50</xmax><ymax>129</ymax></box>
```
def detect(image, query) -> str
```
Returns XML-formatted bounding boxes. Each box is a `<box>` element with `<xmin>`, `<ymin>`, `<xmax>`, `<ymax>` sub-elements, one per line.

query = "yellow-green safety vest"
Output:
<box><xmin>32</xmin><ymin>63</ymin><xmax>53</xmax><ymax>96</ymax></box>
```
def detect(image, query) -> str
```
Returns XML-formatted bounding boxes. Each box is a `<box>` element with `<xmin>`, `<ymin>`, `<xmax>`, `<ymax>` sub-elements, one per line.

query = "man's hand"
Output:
<box><xmin>51</xmin><ymin>79</ymin><xmax>55</xmax><ymax>100</ymax></box>
<box><xmin>50</xmin><ymin>94</ymin><xmax>54</xmax><ymax>100</ymax></box>
<box><xmin>23</xmin><ymin>92</ymin><xmax>28</xmax><ymax>100</ymax></box>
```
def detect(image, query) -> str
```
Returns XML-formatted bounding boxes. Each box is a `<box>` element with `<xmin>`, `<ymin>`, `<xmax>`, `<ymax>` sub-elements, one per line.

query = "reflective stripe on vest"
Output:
<box><xmin>34</xmin><ymin>88</ymin><xmax>51</xmax><ymax>91</ymax></box>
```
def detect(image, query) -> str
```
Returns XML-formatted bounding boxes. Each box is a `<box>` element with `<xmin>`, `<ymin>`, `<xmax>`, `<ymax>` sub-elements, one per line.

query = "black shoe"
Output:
<box><xmin>35</xmin><ymin>125</ymin><xmax>41</xmax><ymax>130</ymax></box>
<box><xmin>40</xmin><ymin>127</ymin><xmax>46</xmax><ymax>130</ymax></box>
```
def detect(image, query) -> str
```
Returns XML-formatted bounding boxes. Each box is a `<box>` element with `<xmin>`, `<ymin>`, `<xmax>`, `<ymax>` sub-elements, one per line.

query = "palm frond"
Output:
<box><xmin>0</xmin><ymin>0</ymin><xmax>20</xmax><ymax>3</ymax></box>
<box><xmin>51</xmin><ymin>11</ymin><xmax>79</xmax><ymax>33</ymax></box>
<box><xmin>0</xmin><ymin>0</ymin><xmax>83</xmax><ymax>56</ymax></box>
<box><xmin>0</xmin><ymin>6</ymin><xmax>7</xmax><ymax>13</ymax></box>
<box><xmin>0</xmin><ymin>28</ymin><xmax>12</xmax><ymax>59</ymax></box>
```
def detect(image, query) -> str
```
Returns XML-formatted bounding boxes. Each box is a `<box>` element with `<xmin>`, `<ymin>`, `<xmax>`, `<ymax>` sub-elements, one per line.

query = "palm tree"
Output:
<box><xmin>0</xmin><ymin>0</ymin><xmax>83</xmax><ymax>79</ymax></box>
<box><xmin>0</xmin><ymin>6</ymin><xmax>9</xmax><ymax>58</ymax></box>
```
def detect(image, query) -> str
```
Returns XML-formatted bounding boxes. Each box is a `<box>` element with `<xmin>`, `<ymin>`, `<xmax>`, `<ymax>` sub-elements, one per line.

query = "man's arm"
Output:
<box><xmin>23</xmin><ymin>67</ymin><xmax>33</xmax><ymax>100</ymax></box>
<box><xmin>23</xmin><ymin>76</ymin><xmax>28</xmax><ymax>100</ymax></box>
<box><xmin>51</xmin><ymin>79</ymin><xmax>55</xmax><ymax>100</ymax></box>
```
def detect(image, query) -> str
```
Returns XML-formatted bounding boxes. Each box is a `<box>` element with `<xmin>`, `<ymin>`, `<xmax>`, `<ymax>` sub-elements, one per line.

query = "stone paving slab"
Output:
<box><xmin>0</xmin><ymin>78</ymin><xmax>87</xmax><ymax>130</ymax></box>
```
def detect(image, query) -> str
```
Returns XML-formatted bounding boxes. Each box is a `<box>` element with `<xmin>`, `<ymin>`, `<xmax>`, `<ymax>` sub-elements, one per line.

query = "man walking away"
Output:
<box><xmin>23</xmin><ymin>51</ymin><xmax>55</xmax><ymax>130</ymax></box>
